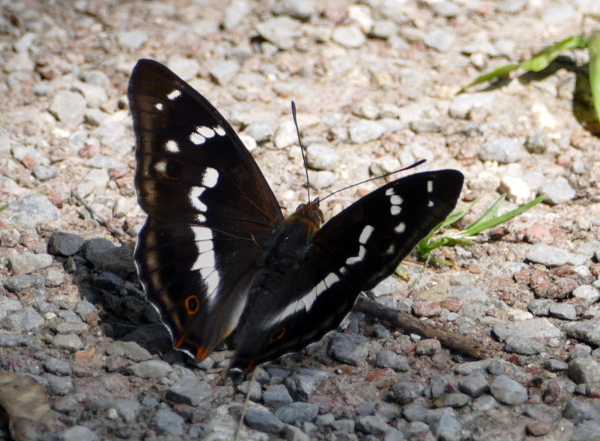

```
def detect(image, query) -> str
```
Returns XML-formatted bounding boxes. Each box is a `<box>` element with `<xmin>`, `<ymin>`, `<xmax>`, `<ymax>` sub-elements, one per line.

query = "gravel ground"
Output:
<box><xmin>1</xmin><ymin>0</ymin><xmax>600</xmax><ymax>440</ymax></box>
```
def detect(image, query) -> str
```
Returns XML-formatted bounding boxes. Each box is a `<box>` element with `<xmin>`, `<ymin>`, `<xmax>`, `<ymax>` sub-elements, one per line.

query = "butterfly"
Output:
<box><xmin>128</xmin><ymin>59</ymin><xmax>464</xmax><ymax>372</ymax></box>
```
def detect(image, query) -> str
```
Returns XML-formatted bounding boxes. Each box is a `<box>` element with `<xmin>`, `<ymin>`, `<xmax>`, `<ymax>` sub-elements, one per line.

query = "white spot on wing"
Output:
<box><xmin>427</xmin><ymin>181</ymin><xmax>433</xmax><ymax>193</ymax></box>
<box><xmin>203</xmin><ymin>168</ymin><xmax>219</xmax><ymax>188</ymax></box>
<box><xmin>165</xmin><ymin>140</ymin><xmax>179</xmax><ymax>153</ymax></box>
<box><xmin>190</xmin><ymin>132</ymin><xmax>205</xmax><ymax>145</ymax></box>
<box><xmin>390</xmin><ymin>195</ymin><xmax>403</xmax><ymax>205</ymax></box>
<box><xmin>391</xmin><ymin>206</ymin><xmax>401</xmax><ymax>216</ymax></box>
<box><xmin>167</xmin><ymin>89</ymin><xmax>181</xmax><ymax>100</ymax></box>
<box><xmin>395</xmin><ymin>222</ymin><xmax>406</xmax><ymax>233</ymax></box>
<box><xmin>154</xmin><ymin>161</ymin><xmax>167</xmax><ymax>173</ymax></box>
<box><xmin>200</xmin><ymin>268</ymin><xmax>220</xmax><ymax>301</ymax></box>
<box><xmin>191</xmin><ymin>226</ymin><xmax>213</xmax><ymax>241</ymax></box>
<box><xmin>189</xmin><ymin>187</ymin><xmax>208</xmax><ymax>212</ymax></box>
<box><xmin>265</xmin><ymin>272</ymin><xmax>341</xmax><ymax>326</ymax></box>
<box><xmin>155</xmin><ymin>103</ymin><xmax>164</xmax><ymax>111</ymax></box>
<box><xmin>196</xmin><ymin>214</ymin><xmax>206</xmax><ymax>222</ymax></box>
<box><xmin>214</xmin><ymin>125</ymin><xmax>226</xmax><ymax>136</ymax></box>
<box><xmin>428</xmin><ymin>200</ymin><xmax>434</xmax><ymax>207</ymax></box>
<box><xmin>385</xmin><ymin>188</ymin><xmax>395</xmax><ymax>196</ymax></box>
<box><xmin>359</xmin><ymin>225</ymin><xmax>374</xmax><ymax>245</ymax></box>
<box><xmin>346</xmin><ymin>245</ymin><xmax>366</xmax><ymax>265</ymax></box>
<box><xmin>197</xmin><ymin>126</ymin><xmax>215</xmax><ymax>138</ymax></box>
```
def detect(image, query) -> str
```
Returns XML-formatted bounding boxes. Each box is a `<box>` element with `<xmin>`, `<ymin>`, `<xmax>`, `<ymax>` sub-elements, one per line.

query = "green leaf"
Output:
<box><xmin>0</xmin><ymin>203</ymin><xmax>8</xmax><ymax>212</ymax></box>
<box><xmin>395</xmin><ymin>264</ymin><xmax>409</xmax><ymax>279</ymax></box>
<box><xmin>458</xmin><ymin>64</ymin><xmax>520</xmax><ymax>94</ymax></box>
<box><xmin>588</xmin><ymin>31</ymin><xmax>600</xmax><ymax>123</ymax></box>
<box><xmin>521</xmin><ymin>35</ymin><xmax>588</xmax><ymax>72</ymax></box>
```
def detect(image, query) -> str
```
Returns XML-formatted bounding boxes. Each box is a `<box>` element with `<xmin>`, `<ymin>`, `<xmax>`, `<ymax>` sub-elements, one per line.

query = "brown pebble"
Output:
<box><xmin>526</xmin><ymin>421</ymin><xmax>552</xmax><ymax>436</ymax></box>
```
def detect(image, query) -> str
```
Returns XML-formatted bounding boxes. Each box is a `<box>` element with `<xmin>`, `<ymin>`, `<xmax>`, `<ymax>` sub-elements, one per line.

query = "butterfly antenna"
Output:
<box><xmin>320</xmin><ymin>159</ymin><xmax>427</xmax><ymax>203</ymax></box>
<box><xmin>291</xmin><ymin>101</ymin><xmax>311</xmax><ymax>202</ymax></box>
<box><xmin>234</xmin><ymin>368</ymin><xmax>258</xmax><ymax>441</ymax></box>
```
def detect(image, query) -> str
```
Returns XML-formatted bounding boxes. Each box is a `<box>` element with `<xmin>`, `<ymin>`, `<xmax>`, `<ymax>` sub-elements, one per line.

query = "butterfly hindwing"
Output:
<box><xmin>129</xmin><ymin>59</ymin><xmax>283</xmax><ymax>359</ymax></box>
<box><xmin>230</xmin><ymin>170</ymin><xmax>464</xmax><ymax>371</ymax></box>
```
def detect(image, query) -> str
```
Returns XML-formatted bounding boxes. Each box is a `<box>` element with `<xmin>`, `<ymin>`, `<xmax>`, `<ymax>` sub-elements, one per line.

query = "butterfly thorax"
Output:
<box><xmin>262</xmin><ymin>199</ymin><xmax>323</xmax><ymax>272</ymax></box>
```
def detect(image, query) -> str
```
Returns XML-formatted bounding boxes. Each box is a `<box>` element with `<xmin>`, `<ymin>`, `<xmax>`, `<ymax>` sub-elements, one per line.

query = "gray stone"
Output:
<box><xmin>50</xmin><ymin>91</ymin><xmax>87</xmax><ymax>128</ymax></box>
<box><xmin>52</xmin><ymin>334</ymin><xmax>83</xmax><ymax>352</ymax></box>
<box><xmin>429</xmin><ymin>373</ymin><xmax>458</xmax><ymax>398</ymax></box>
<box><xmin>106</xmin><ymin>341</ymin><xmax>152</xmax><ymax>362</ymax></box>
<box><xmin>0</xmin><ymin>330</ymin><xmax>34</xmax><ymax>347</ymax></box>
<box><xmin>564</xmin><ymin>321</ymin><xmax>600</xmax><ymax>346</ymax></box>
<box><xmin>523</xmin><ymin>404</ymin><xmax>562</xmax><ymax>423</ymax></box>
<box><xmin>328</xmin><ymin>333</ymin><xmax>370</xmax><ymax>365</ymax></box>
<box><xmin>369</xmin><ymin>20</ymin><xmax>397</xmax><ymax>39</ymax></box>
<box><xmin>492</xmin><ymin>322</ymin><xmax>516</xmax><ymax>342</ymax></box>
<box><xmin>273</xmin><ymin>120</ymin><xmax>296</xmax><ymax>149</ymax></box>
<box><xmin>389</xmin><ymin>378</ymin><xmax>425</xmax><ymax>405</ymax></box>
<box><xmin>568</xmin><ymin>358</ymin><xmax>600</xmax><ymax>384</ymax></box>
<box><xmin>399</xmin><ymin>421</ymin><xmax>429</xmax><ymax>438</ymax></box>
<box><xmin>461</xmin><ymin>40</ymin><xmax>498</xmax><ymax>56</ymax></box>
<box><xmin>49</xmin><ymin>232</ymin><xmax>85</xmax><ymax>257</ymax></box>
<box><xmin>44</xmin><ymin>357</ymin><xmax>72</xmax><ymax>376</ymax></box>
<box><xmin>384</xmin><ymin>427</ymin><xmax>406</xmax><ymax>441</ymax></box>
<box><xmin>539</xmin><ymin>177</ymin><xmax>577</xmax><ymax>205</ymax></box>
<box><xmin>74</xmin><ymin>81</ymin><xmax>108</xmax><ymax>108</ymax></box>
<box><xmin>433</xmin><ymin>393</ymin><xmax>470</xmax><ymax>408</ymax></box>
<box><xmin>505</xmin><ymin>335</ymin><xmax>545</xmax><ymax>355</ymax></box>
<box><xmin>32</xmin><ymin>165</ymin><xmax>58</xmax><ymax>181</ymax></box>
<box><xmin>306</xmin><ymin>144</ymin><xmax>339</xmax><ymax>171</ymax></box>
<box><xmin>0</xmin><ymin>297</ymin><xmax>23</xmax><ymax>320</ymax></box>
<box><xmin>513</xmin><ymin>318</ymin><xmax>561</xmax><ymax>339</ymax></box>
<box><xmin>210</xmin><ymin>61</ymin><xmax>240</xmax><ymax>85</ymax></box>
<box><xmin>527</xmin><ymin>299</ymin><xmax>551</xmax><ymax>316</ymax></box>
<box><xmin>430</xmin><ymin>413</ymin><xmax>462</xmax><ymax>441</ymax></box>
<box><xmin>75</xmin><ymin>168</ymin><xmax>110</xmax><ymax>198</ymax></box>
<box><xmin>83</xmin><ymin>238</ymin><xmax>116</xmax><ymax>266</ymax></box>
<box><xmin>153</xmin><ymin>409</ymin><xmax>184</xmax><ymax>436</ymax></box>
<box><xmin>272</xmin><ymin>0</ymin><xmax>315</xmax><ymax>21</ymax></box>
<box><xmin>472</xmin><ymin>394</ymin><xmax>497</xmax><ymax>411</ymax></box>
<box><xmin>489</xmin><ymin>375</ymin><xmax>528</xmax><ymax>404</ymax></box>
<box><xmin>223</xmin><ymin>0</ymin><xmax>250</xmax><ymax>29</ymax></box>
<box><xmin>525</xmin><ymin>131</ymin><xmax>548</xmax><ymax>153</ymax></box>
<box><xmin>237</xmin><ymin>379</ymin><xmax>262</xmax><ymax>402</ymax></box>
<box><xmin>75</xmin><ymin>300</ymin><xmax>98</xmax><ymax>317</ymax></box>
<box><xmin>356</xmin><ymin>414</ymin><xmax>388</xmax><ymax>435</ymax></box>
<box><xmin>85</xmin><ymin>155</ymin><xmax>126</xmax><ymax>169</ymax></box>
<box><xmin>497</xmin><ymin>0</ymin><xmax>526</xmax><ymax>13</ymax></box>
<box><xmin>449</xmin><ymin>92</ymin><xmax>496</xmax><ymax>119</ymax></box>
<box><xmin>274</xmin><ymin>402</ymin><xmax>318</xmax><ymax>425</ymax></box>
<box><xmin>332</xmin><ymin>419</ymin><xmax>355</xmax><ymax>433</ymax></box>
<box><xmin>545</xmin><ymin>359</ymin><xmax>569</xmax><ymax>372</ymax></box>
<box><xmin>573</xmin><ymin>286</ymin><xmax>600</xmax><ymax>304</ymax></box>
<box><xmin>527</xmin><ymin>243</ymin><xmax>570</xmax><ymax>266</ymax></box>
<box><xmin>14</xmin><ymin>32</ymin><xmax>36</xmax><ymax>53</ymax></box>
<box><xmin>256</xmin><ymin>16</ymin><xmax>300</xmax><ymax>50</ymax></box>
<box><xmin>571</xmin><ymin>421</ymin><xmax>600</xmax><ymax>441</ymax></box>
<box><xmin>166</xmin><ymin>380</ymin><xmax>212</xmax><ymax>406</ymax></box>
<box><xmin>450</xmin><ymin>285</ymin><xmax>487</xmax><ymax>303</ymax></box>
<box><xmin>93</xmin><ymin>272</ymin><xmax>124</xmax><ymax>291</ymax></box>
<box><xmin>167</xmin><ymin>57</ymin><xmax>200</xmax><ymax>81</ymax></box>
<box><xmin>1</xmin><ymin>193</ymin><xmax>61</xmax><ymax>227</ymax></box>
<box><xmin>349</xmin><ymin>120</ymin><xmax>386</xmax><ymax>143</ymax></box>
<box><xmin>424</xmin><ymin>28</ymin><xmax>456</xmax><ymax>52</ymax></box>
<box><xmin>88</xmin><ymin>398</ymin><xmax>142</xmax><ymax>424</ymax></box>
<box><xmin>4</xmin><ymin>53</ymin><xmax>34</xmax><ymax>72</ymax></box>
<box><xmin>569</xmin><ymin>344</ymin><xmax>592</xmax><ymax>361</ymax></box>
<box><xmin>478</xmin><ymin>138</ymin><xmax>525</xmax><ymax>163</ymax></box>
<box><xmin>55</xmin><ymin>322</ymin><xmax>88</xmax><ymax>335</ymax></box>
<box><xmin>128</xmin><ymin>360</ymin><xmax>173</xmax><ymax>379</ymax></box>
<box><xmin>44</xmin><ymin>374</ymin><xmax>74</xmax><ymax>396</ymax></box>
<box><xmin>7</xmin><ymin>307</ymin><xmax>44</xmax><ymax>331</ymax></box>
<box><xmin>432</xmin><ymin>1</ymin><xmax>461</xmax><ymax>17</ymax></box>
<box><xmin>332</xmin><ymin>25</ymin><xmax>366</xmax><ymax>48</ymax></box>
<box><xmin>403</xmin><ymin>403</ymin><xmax>428</xmax><ymax>422</ymax></box>
<box><xmin>263</xmin><ymin>384</ymin><xmax>293</xmax><ymax>409</ymax></box>
<box><xmin>458</xmin><ymin>371</ymin><xmax>489</xmax><ymax>398</ymax></box>
<box><xmin>315</xmin><ymin>413</ymin><xmax>335</xmax><ymax>427</ymax></box>
<box><xmin>62</xmin><ymin>426</ymin><xmax>99</xmax><ymax>441</ymax></box>
<box><xmin>375</xmin><ymin>350</ymin><xmax>409</xmax><ymax>372</ymax></box>
<box><xmin>549</xmin><ymin>303</ymin><xmax>577</xmax><ymax>320</ymax></box>
<box><xmin>410</xmin><ymin>119</ymin><xmax>441</xmax><ymax>133</ymax></box>
<box><xmin>118</xmin><ymin>30</ymin><xmax>148</xmax><ymax>50</ymax></box>
<box><xmin>245</xmin><ymin>408</ymin><xmax>284</xmax><ymax>434</ymax></box>
<box><xmin>563</xmin><ymin>398</ymin><xmax>600</xmax><ymax>423</ymax></box>
<box><xmin>282</xmin><ymin>424</ymin><xmax>309</xmax><ymax>441</ymax></box>
<box><xmin>307</xmin><ymin>170</ymin><xmax>335</xmax><ymax>189</ymax></box>
<box><xmin>8</xmin><ymin>252</ymin><xmax>52</xmax><ymax>274</ymax></box>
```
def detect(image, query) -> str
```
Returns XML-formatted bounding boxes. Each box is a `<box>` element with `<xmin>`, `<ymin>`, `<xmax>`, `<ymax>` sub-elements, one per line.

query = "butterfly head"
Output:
<box><xmin>288</xmin><ymin>197</ymin><xmax>323</xmax><ymax>233</ymax></box>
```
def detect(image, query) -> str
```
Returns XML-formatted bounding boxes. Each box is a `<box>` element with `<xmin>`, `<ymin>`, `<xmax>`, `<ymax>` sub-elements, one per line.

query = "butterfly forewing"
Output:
<box><xmin>230</xmin><ymin>170</ymin><xmax>464</xmax><ymax>371</ymax></box>
<box><xmin>129</xmin><ymin>59</ymin><xmax>283</xmax><ymax>359</ymax></box>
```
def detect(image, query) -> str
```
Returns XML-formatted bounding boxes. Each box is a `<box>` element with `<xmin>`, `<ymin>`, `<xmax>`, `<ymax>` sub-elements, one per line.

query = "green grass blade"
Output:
<box><xmin>521</xmin><ymin>35</ymin><xmax>588</xmax><ymax>72</ymax></box>
<box><xmin>0</xmin><ymin>203</ymin><xmax>8</xmax><ymax>212</ymax></box>
<box><xmin>458</xmin><ymin>64</ymin><xmax>520</xmax><ymax>94</ymax></box>
<box><xmin>463</xmin><ymin>195</ymin><xmax>545</xmax><ymax>236</ymax></box>
<box><xmin>588</xmin><ymin>31</ymin><xmax>600</xmax><ymax>122</ymax></box>
<box><xmin>462</xmin><ymin>194</ymin><xmax>506</xmax><ymax>232</ymax></box>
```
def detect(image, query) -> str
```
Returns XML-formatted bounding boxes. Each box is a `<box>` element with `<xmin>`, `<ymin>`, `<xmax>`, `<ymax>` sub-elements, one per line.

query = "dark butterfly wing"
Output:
<box><xmin>231</xmin><ymin>170</ymin><xmax>464</xmax><ymax>371</ymax></box>
<box><xmin>129</xmin><ymin>59</ymin><xmax>283</xmax><ymax>360</ymax></box>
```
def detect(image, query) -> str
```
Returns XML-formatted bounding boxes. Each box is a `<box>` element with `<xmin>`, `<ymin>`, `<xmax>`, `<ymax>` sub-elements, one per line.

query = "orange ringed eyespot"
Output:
<box><xmin>184</xmin><ymin>295</ymin><xmax>200</xmax><ymax>314</ymax></box>
<box><xmin>269</xmin><ymin>327</ymin><xmax>286</xmax><ymax>343</ymax></box>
